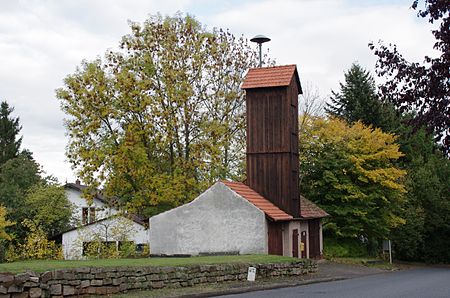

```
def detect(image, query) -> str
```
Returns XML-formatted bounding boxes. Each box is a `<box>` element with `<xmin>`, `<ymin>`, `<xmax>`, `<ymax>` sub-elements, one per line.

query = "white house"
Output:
<box><xmin>61</xmin><ymin>180</ymin><xmax>149</xmax><ymax>260</ymax></box>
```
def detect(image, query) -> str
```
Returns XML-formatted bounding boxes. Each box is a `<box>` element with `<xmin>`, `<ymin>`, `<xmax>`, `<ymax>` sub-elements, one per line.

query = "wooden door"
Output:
<box><xmin>268</xmin><ymin>222</ymin><xmax>283</xmax><ymax>255</ymax></box>
<box><xmin>300</xmin><ymin>231</ymin><xmax>307</xmax><ymax>258</ymax></box>
<box><xmin>308</xmin><ymin>219</ymin><xmax>321</xmax><ymax>259</ymax></box>
<box><xmin>292</xmin><ymin>229</ymin><xmax>299</xmax><ymax>258</ymax></box>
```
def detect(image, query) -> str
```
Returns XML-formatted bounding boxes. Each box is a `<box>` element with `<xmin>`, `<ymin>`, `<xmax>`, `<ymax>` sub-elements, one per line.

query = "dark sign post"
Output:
<box><xmin>383</xmin><ymin>240</ymin><xmax>392</xmax><ymax>264</ymax></box>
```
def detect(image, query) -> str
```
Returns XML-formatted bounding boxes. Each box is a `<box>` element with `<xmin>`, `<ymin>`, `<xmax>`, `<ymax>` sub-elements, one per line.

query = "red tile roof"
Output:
<box><xmin>241</xmin><ymin>65</ymin><xmax>301</xmax><ymax>92</ymax></box>
<box><xmin>300</xmin><ymin>196</ymin><xmax>329</xmax><ymax>219</ymax></box>
<box><xmin>221</xmin><ymin>180</ymin><xmax>293</xmax><ymax>221</ymax></box>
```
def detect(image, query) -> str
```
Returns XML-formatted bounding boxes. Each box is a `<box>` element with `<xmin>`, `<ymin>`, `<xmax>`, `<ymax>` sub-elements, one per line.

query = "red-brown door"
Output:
<box><xmin>268</xmin><ymin>222</ymin><xmax>283</xmax><ymax>255</ymax></box>
<box><xmin>308</xmin><ymin>219</ymin><xmax>321</xmax><ymax>259</ymax></box>
<box><xmin>292</xmin><ymin>229</ymin><xmax>299</xmax><ymax>258</ymax></box>
<box><xmin>300</xmin><ymin>231</ymin><xmax>307</xmax><ymax>258</ymax></box>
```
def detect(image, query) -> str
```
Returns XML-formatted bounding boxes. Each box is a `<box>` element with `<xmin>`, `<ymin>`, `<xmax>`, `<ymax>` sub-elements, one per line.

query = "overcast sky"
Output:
<box><xmin>0</xmin><ymin>0</ymin><xmax>435</xmax><ymax>183</ymax></box>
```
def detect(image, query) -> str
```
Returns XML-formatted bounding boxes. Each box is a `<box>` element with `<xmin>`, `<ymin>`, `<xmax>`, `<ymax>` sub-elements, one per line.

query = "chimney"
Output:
<box><xmin>241</xmin><ymin>65</ymin><xmax>302</xmax><ymax>217</ymax></box>
<box><xmin>75</xmin><ymin>179</ymin><xmax>81</xmax><ymax>185</ymax></box>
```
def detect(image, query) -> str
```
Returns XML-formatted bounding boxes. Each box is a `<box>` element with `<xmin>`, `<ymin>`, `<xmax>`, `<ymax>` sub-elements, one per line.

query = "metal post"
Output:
<box><xmin>258</xmin><ymin>43</ymin><xmax>262</xmax><ymax>67</ymax></box>
<box><xmin>389</xmin><ymin>240</ymin><xmax>392</xmax><ymax>264</ymax></box>
<box><xmin>250</xmin><ymin>35</ymin><xmax>270</xmax><ymax>68</ymax></box>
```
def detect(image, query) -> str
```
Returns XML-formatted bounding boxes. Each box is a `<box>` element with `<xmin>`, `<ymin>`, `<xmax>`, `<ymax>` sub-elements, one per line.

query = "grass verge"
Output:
<box><xmin>0</xmin><ymin>255</ymin><xmax>298</xmax><ymax>274</ymax></box>
<box><xmin>327</xmin><ymin>257</ymin><xmax>396</xmax><ymax>270</ymax></box>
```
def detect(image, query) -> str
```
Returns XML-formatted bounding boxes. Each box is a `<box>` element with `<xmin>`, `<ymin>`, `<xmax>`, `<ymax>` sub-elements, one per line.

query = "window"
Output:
<box><xmin>82</xmin><ymin>207</ymin><xmax>96</xmax><ymax>225</ymax></box>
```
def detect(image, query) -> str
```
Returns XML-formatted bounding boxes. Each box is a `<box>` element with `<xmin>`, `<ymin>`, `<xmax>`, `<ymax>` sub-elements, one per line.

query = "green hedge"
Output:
<box><xmin>323</xmin><ymin>238</ymin><xmax>368</xmax><ymax>258</ymax></box>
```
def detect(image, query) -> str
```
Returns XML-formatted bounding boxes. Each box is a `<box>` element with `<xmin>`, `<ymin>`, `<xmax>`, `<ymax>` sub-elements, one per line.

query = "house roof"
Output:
<box><xmin>300</xmin><ymin>196</ymin><xmax>330</xmax><ymax>219</ymax></box>
<box><xmin>241</xmin><ymin>65</ymin><xmax>302</xmax><ymax>93</ymax></box>
<box><xmin>61</xmin><ymin>213</ymin><xmax>147</xmax><ymax>235</ymax></box>
<box><xmin>221</xmin><ymin>180</ymin><xmax>293</xmax><ymax>221</ymax></box>
<box><xmin>65</xmin><ymin>182</ymin><xmax>109</xmax><ymax>205</ymax></box>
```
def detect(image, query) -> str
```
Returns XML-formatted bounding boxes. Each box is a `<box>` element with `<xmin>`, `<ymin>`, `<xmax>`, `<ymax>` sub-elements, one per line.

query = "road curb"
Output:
<box><xmin>178</xmin><ymin>276</ymin><xmax>348</xmax><ymax>298</ymax></box>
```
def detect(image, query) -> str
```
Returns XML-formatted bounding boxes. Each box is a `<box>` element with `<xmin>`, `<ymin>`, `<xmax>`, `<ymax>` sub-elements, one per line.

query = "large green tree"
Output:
<box><xmin>0</xmin><ymin>153</ymin><xmax>41</xmax><ymax>240</ymax></box>
<box><xmin>326</xmin><ymin>63</ymin><xmax>397</xmax><ymax>132</ymax></box>
<box><xmin>390</xmin><ymin>127</ymin><xmax>450</xmax><ymax>263</ymax></box>
<box><xmin>299</xmin><ymin>117</ymin><xmax>406</xmax><ymax>245</ymax></box>
<box><xmin>0</xmin><ymin>101</ymin><xmax>22</xmax><ymax>166</ymax></box>
<box><xmin>57</xmin><ymin>14</ymin><xmax>263</xmax><ymax>216</ymax></box>
<box><xmin>25</xmin><ymin>183</ymin><xmax>73</xmax><ymax>239</ymax></box>
<box><xmin>326</xmin><ymin>62</ymin><xmax>450</xmax><ymax>262</ymax></box>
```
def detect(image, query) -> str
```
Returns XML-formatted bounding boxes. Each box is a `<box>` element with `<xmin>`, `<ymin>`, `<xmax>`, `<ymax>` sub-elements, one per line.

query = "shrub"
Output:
<box><xmin>324</xmin><ymin>237</ymin><xmax>368</xmax><ymax>258</ymax></box>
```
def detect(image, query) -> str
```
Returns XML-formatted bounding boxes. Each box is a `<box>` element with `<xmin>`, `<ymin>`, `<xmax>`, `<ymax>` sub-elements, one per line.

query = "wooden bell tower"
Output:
<box><xmin>242</xmin><ymin>65</ymin><xmax>302</xmax><ymax>218</ymax></box>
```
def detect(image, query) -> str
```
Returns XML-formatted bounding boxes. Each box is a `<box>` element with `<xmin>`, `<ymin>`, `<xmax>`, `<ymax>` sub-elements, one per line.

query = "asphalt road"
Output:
<box><xmin>218</xmin><ymin>267</ymin><xmax>450</xmax><ymax>298</ymax></box>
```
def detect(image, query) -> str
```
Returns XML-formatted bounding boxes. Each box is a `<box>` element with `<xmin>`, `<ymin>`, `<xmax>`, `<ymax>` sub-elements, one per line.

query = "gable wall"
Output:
<box><xmin>149</xmin><ymin>182</ymin><xmax>268</xmax><ymax>255</ymax></box>
<box><xmin>66</xmin><ymin>188</ymin><xmax>118</xmax><ymax>224</ymax></box>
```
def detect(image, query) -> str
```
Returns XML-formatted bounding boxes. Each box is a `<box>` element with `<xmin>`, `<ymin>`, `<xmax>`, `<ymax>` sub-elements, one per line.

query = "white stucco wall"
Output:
<box><xmin>62</xmin><ymin>216</ymin><xmax>148</xmax><ymax>260</ymax></box>
<box><xmin>149</xmin><ymin>181</ymin><xmax>268</xmax><ymax>255</ymax></box>
<box><xmin>66</xmin><ymin>188</ymin><xmax>117</xmax><ymax>224</ymax></box>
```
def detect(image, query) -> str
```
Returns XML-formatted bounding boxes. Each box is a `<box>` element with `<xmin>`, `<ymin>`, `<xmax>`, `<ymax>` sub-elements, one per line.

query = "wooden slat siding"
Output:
<box><xmin>245</xmin><ymin>84</ymin><xmax>300</xmax><ymax>217</ymax></box>
<box><xmin>308</xmin><ymin>219</ymin><xmax>321</xmax><ymax>258</ymax></box>
<box><xmin>268</xmin><ymin>221</ymin><xmax>284</xmax><ymax>255</ymax></box>
<box><xmin>243</xmin><ymin>66</ymin><xmax>301</xmax><ymax>218</ymax></box>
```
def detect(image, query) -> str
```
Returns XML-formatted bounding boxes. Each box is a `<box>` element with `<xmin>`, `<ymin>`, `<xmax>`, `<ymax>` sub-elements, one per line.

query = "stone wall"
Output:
<box><xmin>0</xmin><ymin>260</ymin><xmax>317</xmax><ymax>297</ymax></box>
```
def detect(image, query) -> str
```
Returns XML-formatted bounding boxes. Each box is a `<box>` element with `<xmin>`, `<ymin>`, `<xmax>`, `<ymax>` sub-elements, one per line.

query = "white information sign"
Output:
<box><xmin>247</xmin><ymin>266</ymin><xmax>256</xmax><ymax>282</ymax></box>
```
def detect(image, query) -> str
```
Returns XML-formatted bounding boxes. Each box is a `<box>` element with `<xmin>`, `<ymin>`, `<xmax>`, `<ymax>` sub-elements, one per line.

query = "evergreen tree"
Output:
<box><xmin>0</xmin><ymin>101</ymin><xmax>22</xmax><ymax>166</ymax></box>
<box><xmin>326</xmin><ymin>63</ymin><xmax>395</xmax><ymax>131</ymax></box>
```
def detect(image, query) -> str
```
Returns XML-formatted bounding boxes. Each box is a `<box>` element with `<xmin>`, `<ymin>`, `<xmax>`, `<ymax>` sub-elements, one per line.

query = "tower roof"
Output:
<box><xmin>241</xmin><ymin>65</ymin><xmax>302</xmax><ymax>93</ymax></box>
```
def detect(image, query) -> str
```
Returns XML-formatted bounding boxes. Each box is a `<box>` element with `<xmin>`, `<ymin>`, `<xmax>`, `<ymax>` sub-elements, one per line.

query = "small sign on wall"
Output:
<box><xmin>247</xmin><ymin>267</ymin><xmax>256</xmax><ymax>281</ymax></box>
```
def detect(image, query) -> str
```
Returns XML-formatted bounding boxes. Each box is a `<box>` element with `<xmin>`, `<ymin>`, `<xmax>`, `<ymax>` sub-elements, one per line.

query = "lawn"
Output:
<box><xmin>327</xmin><ymin>257</ymin><xmax>395</xmax><ymax>270</ymax></box>
<box><xmin>0</xmin><ymin>255</ymin><xmax>298</xmax><ymax>274</ymax></box>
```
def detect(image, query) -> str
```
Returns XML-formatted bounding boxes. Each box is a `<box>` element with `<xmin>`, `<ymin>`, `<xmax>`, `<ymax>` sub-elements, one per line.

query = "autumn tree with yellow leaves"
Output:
<box><xmin>299</xmin><ymin>117</ymin><xmax>406</xmax><ymax>247</ymax></box>
<box><xmin>57</xmin><ymin>14</ymin><xmax>265</xmax><ymax>216</ymax></box>
<box><xmin>0</xmin><ymin>206</ymin><xmax>14</xmax><ymax>241</ymax></box>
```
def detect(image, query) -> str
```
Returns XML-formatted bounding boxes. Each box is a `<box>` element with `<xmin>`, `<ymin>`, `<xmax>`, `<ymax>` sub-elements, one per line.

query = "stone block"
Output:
<box><xmin>146</xmin><ymin>274</ymin><xmax>160</xmax><ymax>281</ymax></box>
<box><xmin>0</xmin><ymin>286</ymin><xmax>7</xmax><ymax>294</ymax></box>
<box><xmin>150</xmin><ymin>281</ymin><xmax>164</xmax><ymax>289</ymax></box>
<box><xmin>77</xmin><ymin>273</ymin><xmax>94</xmax><ymax>280</ymax></box>
<box><xmin>94</xmin><ymin>287</ymin><xmax>107</xmax><ymax>295</ymax></box>
<box><xmin>0</xmin><ymin>294</ymin><xmax>10</xmax><ymax>298</ymax></box>
<box><xmin>161</xmin><ymin>267</ymin><xmax>175</xmax><ymax>274</ymax></box>
<box><xmin>40</xmin><ymin>272</ymin><xmax>52</xmax><ymax>284</ymax></box>
<box><xmin>68</xmin><ymin>280</ymin><xmax>81</xmax><ymax>286</ymax></box>
<box><xmin>38</xmin><ymin>284</ymin><xmax>48</xmax><ymax>291</ymax></box>
<box><xmin>95</xmin><ymin>273</ymin><xmax>107</xmax><ymax>279</ymax></box>
<box><xmin>106</xmin><ymin>286</ymin><xmax>119</xmax><ymax>294</ymax></box>
<box><xmin>62</xmin><ymin>285</ymin><xmax>75</xmax><ymax>296</ymax></box>
<box><xmin>80</xmin><ymin>280</ymin><xmax>90</xmax><ymax>288</ymax></box>
<box><xmin>29</xmin><ymin>287</ymin><xmax>42</xmax><ymax>298</ymax></box>
<box><xmin>112</xmin><ymin>277</ymin><xmax>126</xmax><ymax>285</ymax></box>
<box><xmin>118</xmin><ymin>283</ymin><xmax>127</xmax><ymax>292</ymax></box>
<box><xmin>49</xmin><ymin>284</ymin><xmax>62</xmax><ymax>296</ymax></box>
<box><xmin>0</xmin><ymin>275</ymin><xmax>14</xmax><ymax>285</ymax></box>
<box><xmin>11</xmin><ymin>292</ymin><xmax>28</xmax><ymax>298</ymax></box>
<box><xmin>103</xmin><ymin>278</ymin><xmax>112</xmax><ymax>285</ymax></box>
<box><xmin>90</xmin><ymin>268</ymin><xmax>102</xmax><ymax>274</ymax></box>
<box><xmin>90</xmin><ymin>280</ymin><xmax>103</xmax><ymax>286</ymax></box>
<box><xmin>23</xmin><ymin>281</ymin><xmax>39</xmax><ymax>288</ymax></box>
<box><xmin>15</xmin><ymin>274</ymin><xmax>30</xmax><ymax>283</ymax></box>
<box><xmin>54</xmin><ymin>271</ymin><xmax>65</xmax><ymax>280</ymax></box>
<box><xmin>7</xmin><ymin>285</ymin><xmax>22</xmax><ymax>294</ymax></box>
<box><xmin>75</xmin><ymin>268</ymin><xmax>90</xmax><ymax>274</ymax></box>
